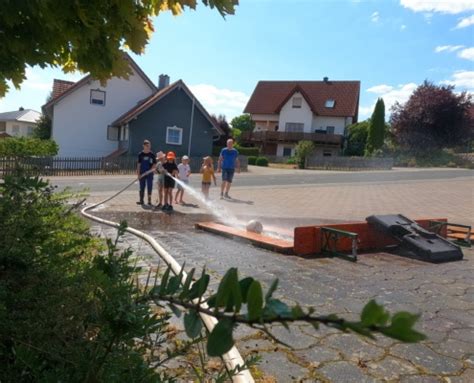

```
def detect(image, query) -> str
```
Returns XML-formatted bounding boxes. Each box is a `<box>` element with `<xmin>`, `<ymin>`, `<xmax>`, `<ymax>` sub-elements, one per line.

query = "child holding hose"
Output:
<box><xmin>162</xmin><ymin>151</ymin><xmax>179</xmax><ymax>212</ymax></box>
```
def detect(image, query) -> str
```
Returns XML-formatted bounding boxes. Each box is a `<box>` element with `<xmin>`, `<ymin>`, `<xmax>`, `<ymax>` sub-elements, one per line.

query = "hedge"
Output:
<box><xmin>248</xmin><ymin>156</ymin><xmax>257</xmax><ymax>165</ymax></box>
<box><xmin>256</xmin><ymin>157</ymin><xmax>269</xmax><ymax>167</ymax></box>
<box><xmin>0</xmin><ymin>137</ymin><xmax>58</xmax><ymax>157</ymax></box>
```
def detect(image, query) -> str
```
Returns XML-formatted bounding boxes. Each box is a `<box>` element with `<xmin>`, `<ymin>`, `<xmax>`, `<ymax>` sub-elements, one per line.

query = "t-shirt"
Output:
<box><xmin>137</xmin><ymin>151</ymin><xmax>156</xmax><ymax>174</ymax></box>
<box><xmin>163</xmin><ymin>161</ymin><xmax>178</xmax><ymax>180</ymax></box>
<box><xmin>220</xmin><ymin>148</ymin><xmax>239</xmax><ymax>169</ymax></box>
<box><xmin>178</xmin><ymin>163</ymin><xmax>191</xmax><ymax>181</ymax></box>
<box><xmin>202</xmin><ymin>166</ymin><xmax>214</xmax><ymax>183</ymax></box>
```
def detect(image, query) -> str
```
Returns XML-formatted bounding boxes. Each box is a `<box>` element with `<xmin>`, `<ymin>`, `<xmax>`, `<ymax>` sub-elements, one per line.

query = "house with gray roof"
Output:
<box><xmin>0</xmin><ymin>108</ymin><xmax>42</xmax><ymax>138</ymax></box>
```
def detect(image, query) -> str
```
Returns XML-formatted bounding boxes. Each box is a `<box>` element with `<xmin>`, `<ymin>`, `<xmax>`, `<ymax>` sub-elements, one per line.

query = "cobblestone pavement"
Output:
<box><xmin>82</xmin><ymin>169</ymin><xmax>474</xmax><ymax>382</ymax></box>
<box><xmin>92</xmin><ymin>216</ymin><xmax>473</xmax><ymax>383</ymax></box>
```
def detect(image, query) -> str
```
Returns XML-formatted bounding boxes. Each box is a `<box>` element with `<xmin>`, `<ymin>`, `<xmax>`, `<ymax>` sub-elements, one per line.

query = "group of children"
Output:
<box><xmin>136</xmin><ymin>140</ymin><xmax>217</xmax><ymax>212</ymax></box>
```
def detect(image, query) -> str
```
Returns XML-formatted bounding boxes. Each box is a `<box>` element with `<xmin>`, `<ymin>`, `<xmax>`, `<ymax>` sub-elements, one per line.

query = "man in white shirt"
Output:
<box><xmin>175</xmin><ymin>155</ymin><xmax>191</xmax><ymax>204</ymax></box>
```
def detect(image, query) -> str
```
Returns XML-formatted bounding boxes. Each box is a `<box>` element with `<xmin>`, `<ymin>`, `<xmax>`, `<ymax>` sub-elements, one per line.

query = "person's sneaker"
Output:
<box><xmin>220</xmin><ymin>192</ymin><xmax>224</xmax><ymax>200</ymax></box>
<box><xmin>168</xmin><ymin>205</ymin><xmax>174</xmax><ymax>212</ymax></box>
<box><xmin>148</xmin><ymin>199</ymin><xmax>152</xmax><ymax>206</ymax></box>
<box><xmin>136</xmin><ymin>200</ymin><xmax>144</xmax><ymax>205</ymax></box>
<box><xmin>162</xmin><ymin>204</ymin><xmax>169</xmax><ymax>211</ymax></box>
<box><xmin>224</xmin><ymin>193</ymin><xmax>231</xmax><ymax>199</ymax></box>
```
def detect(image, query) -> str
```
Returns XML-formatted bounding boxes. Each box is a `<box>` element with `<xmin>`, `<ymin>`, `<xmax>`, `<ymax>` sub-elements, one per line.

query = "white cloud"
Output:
<box><xmin>188</xmin><ymin>84</ymin><xmax>249</xmax><ymax>121</ymax></box>
<box><xmin>434</xmin><ymin>44</ymin><xmax>464</xmax><ymax>53</ymax></box>
<box><xmin>371</xmin><ymin>11</ymin><xmax>380</xmax><ymax>23</ymax></box>
<box><xmin>360</xmin><ymin>82</ymin><xmax>418</xmax><ymax>118</ymax></box>
<box><xmin>400</xmin><ymin>24</ymin><xmax>407</xmax><ymax>30</ymax></box>
<box><xmin>455</xmin><ymin>14</ymin><xmax>474</xmax><ymax>28</ymax></box>
<box><xmin>22</xmin><ymin>68</ymin><xmax>51</xmax><ymax>91</ymax></box>
<box><xmin>458</xmin><ymin>47</ymin><xmax>474</xmax><ymax>61</ymax></box>
<box><xmin>400</xmin><ymin>0</ymin><xmax>474</xmax><ymax>14</ymax></box>
<box><xmin>441</xmin><ymin>70</ymin><xmax>474</xmax><ymax>91</ymax></box>
<box><xmin>367</xmin><ymin>84</ymin><xmax>394</xmax><ymax>94</ymax></box>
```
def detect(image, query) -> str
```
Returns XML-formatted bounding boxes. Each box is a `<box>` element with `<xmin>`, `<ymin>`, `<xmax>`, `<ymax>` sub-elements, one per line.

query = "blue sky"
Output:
<box><xmin>1</xmin><ymin>0</ymin><xmax>473</xmax><ymax>121</ymax></box>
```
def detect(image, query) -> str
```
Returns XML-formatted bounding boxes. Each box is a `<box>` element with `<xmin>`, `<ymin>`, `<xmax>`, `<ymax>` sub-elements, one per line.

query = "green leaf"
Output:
<box><xmin>360</xmin><ymin>300</ymin><xmax>389</xmax><ymax>327</ymax></box>
<box><xmin>291</xmin><ymin>305</ymin><xmax>304</xmax><ymax>319</ymax></box>
<box><xmin>159</xmin><ymin>267</ymin><xmax>171</xmax><ymax>296</ymax></box>
<box><xmin>188</xmin><ymin>270</ymin><xmax>210</xmax><ymax>300</ymax></box>
<box><xmin>247</xmin><ymin>280</ymin><xmax>263</xmax><ymax>321</ymax></box>
<box><xmin>265</xmin><ymin>279</ymin><xmax>279</xmax><ymax>302</ymax></box>
<box><xmin>207</xmin><ymin>318</ymin><xmax>234</xmax><ymax>356</ymax></box>
<box><xmin>169</xmin><ymin>304</ymin><xmax>182</xmax><ymax>318</ymax></box>
<box><xmin>382</xmin><ymin>312</ymin><xmax>426</xmax><ymax>343</ymax></box>
<box><xmin>180</xmin><ymin>268</ymin><xmax>195</xmax><ymax>299</ymax></box>
<box><xmin>239</xmin><ymin>277</ymin><xmax>254</xmax><ymax>303</ymax></box>
<box><xmin>264</xmin><ymin>298</ymin><xmax>291</xmax><ymax>318</ymax></box>
<box><xmin>166</xmin><ymin>275</ymin><xmax>181</xmax><ymax>295</ymax></box>
<box><xmin>184</xmin><ymin>310</ymin><xmax>202</xmax><ymax>338</ymax></box>
<box><xmin>215</xmin><ymin>268</ymin><xmax>242</xmax><ymax>313</ymax></box>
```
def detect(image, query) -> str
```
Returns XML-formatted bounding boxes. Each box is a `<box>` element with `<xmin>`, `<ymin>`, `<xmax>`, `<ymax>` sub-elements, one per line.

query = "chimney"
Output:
<box><xmin>323</xmin><ymin>76</ymin><xmax>329</xmax><ymax>82</ymax></box>
<box><xmin>158</xmin><ymin>74</ymin><xmax>170</xmax><ymax>90</ymax></box>
<box><xmin>19</xmin><ymin>106</ymin><xmax>24</xmax><ymax>111</ymax></box>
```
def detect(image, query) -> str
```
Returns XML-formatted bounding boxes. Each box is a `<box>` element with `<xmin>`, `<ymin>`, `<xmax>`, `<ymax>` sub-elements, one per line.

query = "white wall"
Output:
<box><xmin>4</xmin><ymin>121</ymin><xmax>37</xmax><ymax>137</ymax></box>
<box><xmin>278</xmin><ymin>92</ymin><xmax>313</xmax><ymax>133</ymax></box>
<box><xmin>312</xmin><ymin>116</ymin><xmax>347</xmax><ymax>135</ymax></box>
<box><xmin>52</xmin><ymin>70</ymin><xmax>154</xmax><ymax>156</ymax></box>
<box><xmin>276</xmin><ymin>144</ymin><xmax>295</xmax><ymax>157</ymax></box>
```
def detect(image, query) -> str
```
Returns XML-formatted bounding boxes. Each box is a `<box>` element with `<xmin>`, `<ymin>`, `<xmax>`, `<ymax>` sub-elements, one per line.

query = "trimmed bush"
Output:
<box><xmin>0</xmin><ymin>137</ymin><xmax>58</xmax><ymax>156</ymax></box>
<box><xmin>235</xmin><ymin>145</ymin><xmax>259</xmax><ymax>157</ymax></box>
<box><xmin>255</xmin><ymin>157</ymin><xmax>269</xmax><ymax>167</ymax></box>
<box><xmin>286</xmin><ymin>157</ymin><xmax>296</xmax><ymax>165</ymax></box>
<box><xmin>248</xmin><ymin>156</ymin><xmax>257</xmax><ymax>165</ymax></box>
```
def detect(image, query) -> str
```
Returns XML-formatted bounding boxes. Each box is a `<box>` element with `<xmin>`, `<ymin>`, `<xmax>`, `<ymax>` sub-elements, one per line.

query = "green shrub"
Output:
<box><xmin>295</xmin><ymin>140</ymin><xmax>315</xmax><ymax>169</ymax></box>
<box><xmin>0</xmin><ymin>173</ymin><xmax>168</xmax><ymax>382</ymax></box>
<box><xmin>248</xmin><ymin>156</ymin><xmax>257</xmax><ymax>165</ymax></box>
<box><xmin>235</xmin><ymin>145</ymin><xmax>259</xmax><ymax>157</ymax></box>
<box><xmin>286</xmin><ymin>157</ymin><xmax>296</xmax><ymax>165</ymax></box>
<box><xmin>255</xmin><ymin>157</ymin><xmax>269</xmax><ymax>167</ymax></box>
<box><xmin>0</xmin><ymin>137</ymin><xmax>58</xmax><ymax>156</ymax></box>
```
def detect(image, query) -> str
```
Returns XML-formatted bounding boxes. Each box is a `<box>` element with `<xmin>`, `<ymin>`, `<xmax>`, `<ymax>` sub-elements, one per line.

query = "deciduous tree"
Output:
<box><xmin>230</xmin><ymin>114</ymin><xmax>255</xmax><ymax>133</ymax></box>
<box><xmin>0</xmin><ymin>0</ymin><xmax>238</xmax><ymax>96</ymax></box>
<box><xmin>390</xmin><ymin>81</ymin><xmax>472</xmax><ymax>153</ymax></box>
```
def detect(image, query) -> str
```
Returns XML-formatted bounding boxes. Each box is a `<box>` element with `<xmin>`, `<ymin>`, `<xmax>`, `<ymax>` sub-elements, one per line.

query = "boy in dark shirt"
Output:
<box><xmin>162</xmin><ymin>151</ymin><xmax>179</xmax><ymax>212</ymax></box>
<box><xmin>136</xmin><ymin>140</ymin><xmax>157</xmax><ymax>205</ymax></box>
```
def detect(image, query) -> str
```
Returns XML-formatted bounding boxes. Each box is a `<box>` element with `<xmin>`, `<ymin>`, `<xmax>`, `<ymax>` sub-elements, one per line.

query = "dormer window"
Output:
<box><xmin>90</xmin><ymin>89</ymin><xmax>106</xmax><ymax>106</ymax></box>
<box><xmin>292</xmin><ymin>97</ymin><xmax>302</xmax><ymax>108</ymax></box>
<box><xmin>325</xmin><ymin>99</ymin><xmax>335</xmax><ymax>108</ymax></box>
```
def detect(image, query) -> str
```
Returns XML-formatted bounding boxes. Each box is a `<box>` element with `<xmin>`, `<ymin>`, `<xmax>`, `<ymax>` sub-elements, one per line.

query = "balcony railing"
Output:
<box><xmin>241</xmin><ymin>131</ymin><xmax>343</xmax><ymax>145</ymax></box>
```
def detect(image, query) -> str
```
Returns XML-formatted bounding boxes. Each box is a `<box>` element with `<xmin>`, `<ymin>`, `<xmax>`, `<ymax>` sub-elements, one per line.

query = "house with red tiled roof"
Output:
<box><xmin>43</xmin><ymin>54</ymin><xmax>221</xmax><ymax>157</ymax></box>
<box><xmin>242</xmin><ymin>78</ymin><xmax>360</xmax><ymax>157</ymax></box>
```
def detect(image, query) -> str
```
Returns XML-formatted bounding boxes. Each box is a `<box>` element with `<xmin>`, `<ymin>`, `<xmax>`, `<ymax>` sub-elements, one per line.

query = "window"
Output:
<box><xmin>27</xmin><ymin>126</ymin><xmax>34</xmax><ymax>136</ymax></box>
<box><xmin>285</xmin><ymin>122</ymin><xmax>304</xmax><ymax>132</ymax></box>
<box><xmin>0</xmin><ymin>122</ymin><xmax>6</xmax><ymax>132</ymax></box>
<box><xmin>12</xmin><ymin>124</ymin><xmax>20</xmax><ymax>136</ymax></box>
<box><xmin>166</xmin><ymin>126</ymin><xmax>183</xmax><ymax>145</ymax></box>
<box><xmin>292</xmin><ymin>97</ymin><xmax>302</xmax><ymax>108</ymax></box>
<box><xmin>326</xmin><ymin>126</ymin><xmax>335</xmax><ymax>134</ymax></box>
<box><xmin>323</xmin><ymin>151</ymin><xmax>332</xmax><ymax>157</ymax></box>
<box><xmin>90</xmin><ymin>89</ymin><xmax>106</xmax><ymax>106</ymax></box>
<box><xmin>283</xmin><ymin>147</ymin><xmax>292</xmax><ymax>156</ymax></box>
<box><xmin>107</xmin><ymin>126</ymin><xmax>119</xmax><ymax>141</ymax></box>
<box><xmin>119</xmin><ymin>126</ymin><xmax>129</xmax><ymax>141</ymax></box>
<box><xmin>325</xmin><ymin>99</ymin><xmax>335</xmax><ymax>108</ymax></box>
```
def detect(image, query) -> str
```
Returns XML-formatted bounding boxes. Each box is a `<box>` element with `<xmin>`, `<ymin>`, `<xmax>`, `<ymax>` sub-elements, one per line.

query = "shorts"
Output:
<box><xmin>157</xmin><ymin>174</ymin><xmax>164</xmax><ymax>187</ymax></box>
<box><xmin>222</xmin><ymin>168</ymin><xmax>235</xmax><ymax>183</ymax></box>
<box><xmin>164</xmin><ymin>176</ymin><xmax>175</xmax><ymax>189</ymax></box>
<box><xmin>177</xmin><ymin>179</ymin><xmax>189</xmax><ymax>190</ymax></box>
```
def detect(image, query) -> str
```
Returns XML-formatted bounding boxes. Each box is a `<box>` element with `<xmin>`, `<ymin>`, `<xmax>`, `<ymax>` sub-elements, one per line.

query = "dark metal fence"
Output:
<box><xmin>0</xmin><ymin>156</ymin><xmax>138</xmax><ymax>177</ymax></box>
<box><xmin>0</xmin><ymin>155</ymin><xmax>248</xmax><ymax>177</ymax></box>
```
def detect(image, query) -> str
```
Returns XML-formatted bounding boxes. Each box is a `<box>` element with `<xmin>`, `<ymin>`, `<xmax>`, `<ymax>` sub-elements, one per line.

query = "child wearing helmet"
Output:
<box><xmin>162</xmin><ymin>151</ymin><xmax>179</xmax><ymax>211</ymax></box>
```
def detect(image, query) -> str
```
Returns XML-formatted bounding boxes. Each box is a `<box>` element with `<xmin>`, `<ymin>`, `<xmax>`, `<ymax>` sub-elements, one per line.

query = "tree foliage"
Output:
<box><xmin>0</xmin><ymin>0</ymin><xmax>238</xmax><ymax>96</ymax></box>
<box><xmin>32</xmin><ymin>114</ymin><xmax>52</xmax><ymax>139</ymax></box>
<box><xmin>295</xmin><ymin>140</ymin><xmax>315</xmax><ymax>168</ymax></box>
<box><xmin>344</xmin><ymin>120</ymin><xmax>370</xmax><ymax>156</ymax></box>
<box><xmin>366</xmin><ymin>98</ymin><xmax>385</xmax><ymax>156</ymax></box>
<box><xmin>0</xmin><ymin>137</ymin><xmax>58</xmax><ymax>156</ymax></box>
<box><xmin>390</xmin><ymin>81</ymin><xmax>473</xmax><ymax>153</ymax></box>
<box><xmin>231</xmin><ymin>114</ymin><xmax>255</xmax><ymax>133</ymax></box>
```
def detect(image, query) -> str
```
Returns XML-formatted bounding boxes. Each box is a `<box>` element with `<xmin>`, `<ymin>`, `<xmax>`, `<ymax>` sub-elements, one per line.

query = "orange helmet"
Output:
<box><xmin>166</xmin><ymin>151</ymin><xmax>176</xmax><ymax>159</ymax></box>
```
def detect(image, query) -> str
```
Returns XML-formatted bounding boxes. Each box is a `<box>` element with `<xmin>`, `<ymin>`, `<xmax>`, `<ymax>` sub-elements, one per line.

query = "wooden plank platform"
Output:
<box><xmin>195</xmin><ymin>222</ymin><xmax>294</xmax><ymax>254</ymax></box>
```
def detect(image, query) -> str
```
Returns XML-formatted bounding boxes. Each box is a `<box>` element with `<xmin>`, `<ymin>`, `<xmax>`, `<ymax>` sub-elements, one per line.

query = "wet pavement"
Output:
<box><xmin>91</xmin><ymin>212</ymin><xmax>474</xmax><ymax>383</ymax></box>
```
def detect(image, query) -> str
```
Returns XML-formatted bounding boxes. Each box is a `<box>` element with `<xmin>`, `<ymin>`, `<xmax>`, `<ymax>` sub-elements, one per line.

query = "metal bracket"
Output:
<box><xmin>429</xmin><ymin>220</ymin><xmax>472</xmax><ymax>248</ymax></box>
<box><xmin>321</xmin><ymin>227</ymin><xmax>358</xmax><ymax>262</ymax></box>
